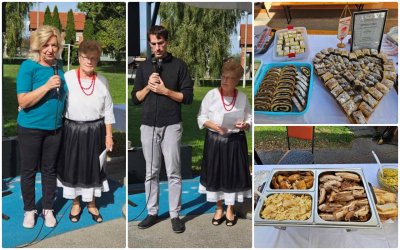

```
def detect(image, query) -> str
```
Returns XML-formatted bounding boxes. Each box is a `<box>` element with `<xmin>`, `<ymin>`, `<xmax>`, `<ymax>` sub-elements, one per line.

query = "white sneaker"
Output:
<box><xmin>43</xmin><ymin>209</ymin><xmax>57</xmax><ymax>228</ymax></box>
<box><xmin>23</xmin><ymin>210</ymin><xmax>37</xmax><ymax>228</ymax></box>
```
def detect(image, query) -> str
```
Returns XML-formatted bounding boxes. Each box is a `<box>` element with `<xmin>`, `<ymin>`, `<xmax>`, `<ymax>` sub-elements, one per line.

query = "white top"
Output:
<box><xmin>64</xmin><ymin>70</ymin><xmax>115</xmax><ymax>124</ymax></box>
<box><xmin>197</xmin><ymin>88</ymin><xmax>252</xmax><ymax>133</ymax></box>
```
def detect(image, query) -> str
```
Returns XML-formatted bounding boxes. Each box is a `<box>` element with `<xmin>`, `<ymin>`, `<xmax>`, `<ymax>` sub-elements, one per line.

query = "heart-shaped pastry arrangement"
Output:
<box><xmin>313</xmin><ymin>48</ymin><xmax>396</xmax><ymax>124</ymax></box>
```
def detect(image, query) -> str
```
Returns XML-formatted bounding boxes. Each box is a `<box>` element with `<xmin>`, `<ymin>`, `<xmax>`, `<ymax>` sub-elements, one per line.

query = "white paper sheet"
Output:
<box><xmin>99</xmin><ymin>149</ymin><xmax>107</xmax><ymax>170</ymax></box>
<box><xmin>221</xmin><ymin>110</ymin><xmax>245</xmax><ymax>130</ymax></box>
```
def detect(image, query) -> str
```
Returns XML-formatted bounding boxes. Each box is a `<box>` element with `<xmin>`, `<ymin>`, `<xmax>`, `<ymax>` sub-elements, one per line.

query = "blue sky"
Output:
<box><xmin>138</xmin><ymin>2</ymin><xmax>253</xmax><ymax>56</ymax></box>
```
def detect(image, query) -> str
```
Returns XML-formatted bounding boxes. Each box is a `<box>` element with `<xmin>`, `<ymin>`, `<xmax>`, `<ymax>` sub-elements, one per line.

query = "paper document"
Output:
<box><xmin>99</xmin><ymin>149</ymin><xmax>107</xmax><ymax>170</ymax></box>
<box><xmin>221</xmin><ymin>111</ymin><xmax>245</xmax><ymax>130</ymax></box>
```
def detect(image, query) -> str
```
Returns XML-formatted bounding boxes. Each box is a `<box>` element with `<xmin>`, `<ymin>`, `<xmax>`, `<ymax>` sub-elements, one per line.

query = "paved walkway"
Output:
<box><xmin>128</xmin><ymin>214</ymin><xmax>252</xmax><ymax>248</ymax></box>
<box><xmin>30</xmin><ymin>218</ymin><xmax>126</xmax><ymax>248</ymax></box>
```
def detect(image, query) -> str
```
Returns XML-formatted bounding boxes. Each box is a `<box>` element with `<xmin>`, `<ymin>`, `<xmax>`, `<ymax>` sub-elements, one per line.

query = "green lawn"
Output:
<box><xmin>2</xmin><ymin>63</ymin><xmax>125</xmax><ymax>136</ymax></box>
<box><xmin>128</xmin><ymin>84</ymin><xmax>253</xmax><ymax>173</ymax></box>
<box><xmin>254</xmin><ymin>126</ymin><xmax>355</xmax><ymax>151</ymax></box>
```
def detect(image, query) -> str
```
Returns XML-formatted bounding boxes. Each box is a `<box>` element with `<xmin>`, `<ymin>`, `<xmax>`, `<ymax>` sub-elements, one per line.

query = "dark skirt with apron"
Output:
<box><xmin>57</xmin><ymin>118</ymin><xmax>109</xmax><ymax>202</ymax></box>
<box><xmin>199</xmin><ymin>130</ymin><xmax>252</xmax><ymax>197</ymax></box>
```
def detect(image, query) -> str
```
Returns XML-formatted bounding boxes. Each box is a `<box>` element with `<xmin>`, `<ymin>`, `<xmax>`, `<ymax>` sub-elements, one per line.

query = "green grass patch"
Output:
<box><xmin>255</xmin><ymin>126</ymin><xmax>355</xmax><ymax>151</ymax></box>
<box><xmin>128</xmin><ymin>84</ymin><xmax>253</xmax><ymax>173</ymax></box>
<box><xmin>2</xmin><ymin>63</ymin><xmax>125</xmax><ymax>136</ymax></box>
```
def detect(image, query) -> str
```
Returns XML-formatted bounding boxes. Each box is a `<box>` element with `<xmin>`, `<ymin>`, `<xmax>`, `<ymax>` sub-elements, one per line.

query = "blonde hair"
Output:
<box><xmin>29</xmin><ymin>25</ymin><xmax>63</xmax><ymax>62</ymax></box>
<box><xmin>222</xmin><ymin>59</ymin><xmax>244</xmax><ymax>79</ymax></box>
<box><xmin>78</xmin><ymin>40</ymin><xmax>102</xmax><ymax>56</ymax></box>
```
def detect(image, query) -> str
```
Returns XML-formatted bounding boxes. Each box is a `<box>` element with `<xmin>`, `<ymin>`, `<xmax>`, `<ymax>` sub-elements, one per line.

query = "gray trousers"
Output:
<box><xmin>140</xmin><ymin>123</ymin><xmax>182</xmax><ymax>218</ymax></box>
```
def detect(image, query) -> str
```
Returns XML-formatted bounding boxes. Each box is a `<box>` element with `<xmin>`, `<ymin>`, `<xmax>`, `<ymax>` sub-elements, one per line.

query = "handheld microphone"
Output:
<box><xmin>151</xmin><ymin>57</ymin><xmax>158</xmax><ymax>73</ymax></box>
<box><xmin>52</xmin><ymin>64</ymin><xmax>59</xmax><ymax>95</ymax></box>
<box><xmin>157</xmin><ymin>59</ymin><xmax>162</xmax><ymax>74</ymax></box>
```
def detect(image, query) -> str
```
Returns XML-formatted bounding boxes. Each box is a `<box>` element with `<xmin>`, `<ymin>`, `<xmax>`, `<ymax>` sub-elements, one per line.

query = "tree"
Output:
<box><xmin>78</xmin><ymin>3</ymin><xmax>126</xmax><ymax>62</ymax></box>
<box><xmin>77</xmin><ymin>2</ymin><xmax>125</xmax><ymax>24</ymax></box>
<box><xmin>83</xmin><ymin>18</ymin><xmax>95</xmax><ymax>40</ymax></box>
<box><xmin>159</xmin><ymin>3</ymin><xmax>241</xmax><ymax>85</ymax></box>
<box><xmin>4</xmin><ymin>3</ymin><xmax>32</xmax><ymax>58</ymax></box>
<box><xmin>65</xmin><ymin>9</ymin><xmax>76</xmax><ymax>45</ymax></box>
<box><xmin>96</xmin><ymin>18</ymin><xmax>126</xmax><ymax>61</ymax></box>
<box><xmin>52</xmin><ymin>5</ymin><xmax>62</xmax><ymax>32</ymax></box>
<box><xmin>43</xmin><ymin>6</ymin><xmax>52</xmax><ymax>25</ymax></box>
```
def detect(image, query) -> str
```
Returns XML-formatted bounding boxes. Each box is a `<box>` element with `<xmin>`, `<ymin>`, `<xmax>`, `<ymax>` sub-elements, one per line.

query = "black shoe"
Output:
<box><xmin>226</xmin><ymin>215</ymin><xmax>237</xmax><ymax>226</ymax></box>
<box><xmin>212</xmin><ymin>214</ymin><xmax>226</xmax><ymax>226</ymax></box>
<box><xmin>88</xmin><ymin>209</ymin><xmax>103</xmax><ymax>223</ymax></box>
<box><xmin>138</xmin><ymin>215</ymin><xmax>158</xmax><ymax>229</ymax></box>
<box><xmin>171</xmin><ymin>217</ymin><xmax>185</xmax><ymax>233</ymax></box>
<box><xmin>69</xmin><ymin>207</ymin><xmax>82</xmax><ymax>223</ymax></box>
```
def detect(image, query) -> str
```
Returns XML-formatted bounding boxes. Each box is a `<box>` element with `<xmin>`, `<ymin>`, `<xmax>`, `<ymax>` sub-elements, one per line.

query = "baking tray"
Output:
<box><xmin>255</xmin><ymin>168</ymin><xmax>382</xmax><ymax>229</ymax></box>
<box><xmin>254</xmin><ymin>62</ymin><xmax>314</xmax><ymax>116</ymax></box>
<box><xmin>265</xmin><ymin>169</ymin><xmax>316</xmax><ymax>192</ymax></box>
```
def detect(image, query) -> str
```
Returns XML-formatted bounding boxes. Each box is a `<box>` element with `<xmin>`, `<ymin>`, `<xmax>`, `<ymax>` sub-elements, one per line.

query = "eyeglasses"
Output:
<box><xmin>80</xmin><ymin>55</ymin><xmax>99</xmax><ymax>62</ymax></box>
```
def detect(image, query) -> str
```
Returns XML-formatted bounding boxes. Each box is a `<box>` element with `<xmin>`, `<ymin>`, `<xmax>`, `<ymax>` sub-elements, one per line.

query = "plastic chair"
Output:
<box><xmin>277</xmin><ymin>126</ymin><xmax>315</xmax><ymax>165</ymax></box>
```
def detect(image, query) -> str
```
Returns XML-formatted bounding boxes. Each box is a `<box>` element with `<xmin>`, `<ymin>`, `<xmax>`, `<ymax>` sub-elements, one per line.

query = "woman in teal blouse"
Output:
<box><xmin>16</xmin><ymin>25</ymin><xmax>67</xmax><ymax>228</ymax></box>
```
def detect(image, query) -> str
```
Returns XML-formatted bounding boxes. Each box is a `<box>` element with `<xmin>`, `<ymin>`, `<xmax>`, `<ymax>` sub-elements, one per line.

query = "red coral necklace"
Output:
<box><xmin>219</xmin><ymin>87</ymin><xmax>237</xmax><ymax>111</ymax></box>
<box><xmin>77</xmin><ymin>68</ymin><xmax>96</xmax><ymax>96</ymax></box>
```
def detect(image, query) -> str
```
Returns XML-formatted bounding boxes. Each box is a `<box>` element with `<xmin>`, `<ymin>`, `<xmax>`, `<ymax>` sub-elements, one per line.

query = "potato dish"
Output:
<box><xmin>261</xmin><ymin>193</ymin><xmax>312</xmax><ymax>221</ymax></box>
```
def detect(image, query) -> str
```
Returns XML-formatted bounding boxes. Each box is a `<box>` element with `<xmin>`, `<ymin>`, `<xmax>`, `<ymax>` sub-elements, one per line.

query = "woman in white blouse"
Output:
<box><xmin>197</xmin><ymin>59</ymin><xmax>252</xmax><ymax>226</ymax></box>
<box><xmin>57</xmin><ymin>40</ymin><xmax>115</xmax><ymax>223</ymax></box>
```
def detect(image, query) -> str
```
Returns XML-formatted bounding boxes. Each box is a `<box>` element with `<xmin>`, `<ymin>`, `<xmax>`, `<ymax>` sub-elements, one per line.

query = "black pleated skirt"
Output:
<box><xmin>57</xmin><ymin>118</ymin><xmax>107</xmax><ymax>188</ymax></box>
<box><xmin>200</xmin><ymin>130</ymin><xmax>251</xmax><ymax>193</ymax></box>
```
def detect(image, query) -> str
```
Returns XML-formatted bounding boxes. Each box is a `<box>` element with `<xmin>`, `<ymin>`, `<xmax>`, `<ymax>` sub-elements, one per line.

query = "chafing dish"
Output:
<box><xmin>255</xmin><ymin>168</ymin><xmax>382</xmax><ymax>230</ymax></box>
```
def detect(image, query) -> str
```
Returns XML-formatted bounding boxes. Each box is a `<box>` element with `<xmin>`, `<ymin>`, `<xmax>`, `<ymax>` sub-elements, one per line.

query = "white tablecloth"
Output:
<box><xmin>254</xmin><ymin>35</ymin><xmax>398</xmax><ymax>124</ymax></box>
<box><xmin>254</xmin><ymin>163</ymin><xmax>398</xmax><ymax>248</ymax></box>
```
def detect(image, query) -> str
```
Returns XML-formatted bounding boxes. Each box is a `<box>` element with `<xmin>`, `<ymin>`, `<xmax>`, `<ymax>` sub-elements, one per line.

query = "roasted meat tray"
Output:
<box><xmin>255</xmin><ymin>168</ymin><xmax>382</xmax><ymax>229</ymax></box>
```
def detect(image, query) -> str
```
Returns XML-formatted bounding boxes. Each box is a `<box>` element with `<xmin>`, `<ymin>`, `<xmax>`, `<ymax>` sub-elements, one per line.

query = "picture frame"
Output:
<box><xmin>351</xmin><ymin>9</ymin><xmax>388</xmax><ymax>52</ymax></box>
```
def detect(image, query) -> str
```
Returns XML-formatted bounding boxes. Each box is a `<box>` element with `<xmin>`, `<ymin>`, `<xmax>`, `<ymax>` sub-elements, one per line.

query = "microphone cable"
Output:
<box><xmin>19</xmin><ymin>63</ymin><xmax>64</xmax><ymax>248</ymax></box>
<box><xmin>53</xmin><ymin>63</ymin><xmax>61</xmax><ymax>135</ymax></box>
<box><xmin>17</xmin><ymin>202</ymin><xmax>72</xmax><ymax>248</ymax></box>
<box><xmin>129</xmin><ymin>57</ymin><xmax>161</xmax><ymax>222</ymax></box>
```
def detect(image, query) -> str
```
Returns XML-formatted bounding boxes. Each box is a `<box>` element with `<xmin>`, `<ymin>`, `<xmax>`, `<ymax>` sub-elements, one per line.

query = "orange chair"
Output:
<box><xmin>277</xmin><ymin>126</ymin><xmax>315</xmax><ymax>165</ymax></box>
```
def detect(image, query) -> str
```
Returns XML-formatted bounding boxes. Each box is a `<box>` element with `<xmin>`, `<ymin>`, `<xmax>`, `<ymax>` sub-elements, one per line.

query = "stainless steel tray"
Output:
<box><xmin>255</xmin><ymin>168</ymin><xmax>382</xmax><ymax>230</ymax></box>
<box><xmin>314</xmin><ymin>168</ymin><xmax>381</xmax><ymax>229</ymax></box>
<box><xmin>254</xmin><ymin>191</ymin><xmax>315</xmax><ymax>226</ymax></box>
<box><xmin>265</xmin><ymin>168</ymin><xmax>317</xmax><ymax>192</ymax></box>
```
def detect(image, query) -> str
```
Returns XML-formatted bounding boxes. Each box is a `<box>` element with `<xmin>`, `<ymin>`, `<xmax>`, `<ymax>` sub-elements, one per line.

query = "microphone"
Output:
<box><xmin>151</xmin><ymin>57</ymin><xmax>158</xmax><ymax>73</ymax></box>
<box><xmin>157</xmin><ymin>59</ymin><xmax>162</xmax><ymax>74</ymax></box>
<box><xmin>52</xmin><ymin>64</ymin><xmax>59</xmax><ymax>95</ymax></box>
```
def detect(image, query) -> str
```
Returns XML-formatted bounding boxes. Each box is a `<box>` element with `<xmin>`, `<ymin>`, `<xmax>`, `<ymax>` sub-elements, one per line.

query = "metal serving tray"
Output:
<box><xmin>254</xmin><ymin>191</ymin><xmax>315</xmax><ymax>227</ymax></box>
<box><xmin>255</xmin><ymin>168</ymin><xmax>382</xmax><ymax>230</ymax></box>
<box><xmin>265</xmin><ymin>169</ymin><xmax>316</xmax><ymax>192</ymax></box>
<box><xmin>314</xmin><ymin>169</ymin><xmax>381</xmax><ymax>229</ymax></box>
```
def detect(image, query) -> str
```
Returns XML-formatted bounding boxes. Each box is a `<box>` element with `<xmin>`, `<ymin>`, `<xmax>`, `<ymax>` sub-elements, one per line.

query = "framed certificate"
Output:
<box><xmin>351</xmin><ymin>10</ymin><xmax>387</xmax><ymax>52</ymax></box>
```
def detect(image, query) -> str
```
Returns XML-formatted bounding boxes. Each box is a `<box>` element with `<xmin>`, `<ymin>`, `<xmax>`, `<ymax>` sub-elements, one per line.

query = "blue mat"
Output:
<box><xmin>128</xmin><ymin>177</ymin><xmax>216</xmax><ymax>221</ymax></box>
<box><xmin>2</xmin><ymin>174</ymin><xmax>125</xmax><ymax>248</ymax></box>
